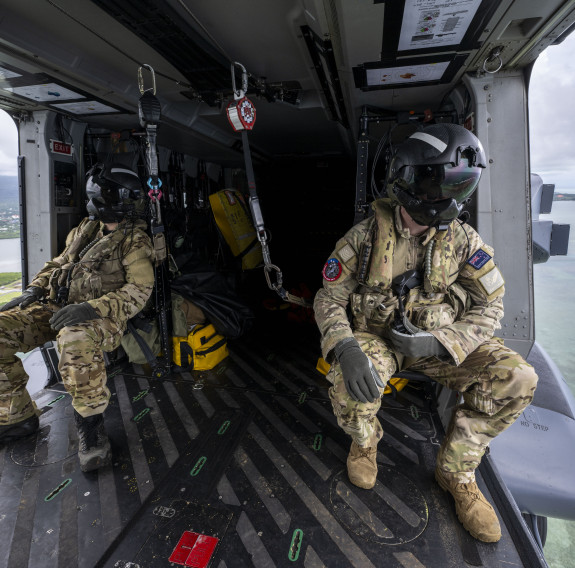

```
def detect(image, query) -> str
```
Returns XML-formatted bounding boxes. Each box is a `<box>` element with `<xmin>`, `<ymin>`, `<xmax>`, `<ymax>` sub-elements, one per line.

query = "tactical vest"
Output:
<box><xmin>48</xmin><ymin>219</ymin><xmax>143</xmax><ymax>304</ymax></box>
<box><xmin>361</xmin><ymin>199</ymin><xmax>459</xmax><ymax>294</ymax></box>
<box><xmin>352</xmin><ymin>200</ymin><xmax>468</xmax><ymax>334</ymax></box>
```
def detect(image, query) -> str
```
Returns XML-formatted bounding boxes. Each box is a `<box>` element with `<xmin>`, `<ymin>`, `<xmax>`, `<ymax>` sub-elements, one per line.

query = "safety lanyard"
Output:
<box><xmin>138</xmin><ymin>64</ymin><xmax>172</xmax><ymax>377</ymax></box>
<box><xmin>227</xmin><ymin>62</ymin><xmax>310</xmax><ymax>308</ymax></box>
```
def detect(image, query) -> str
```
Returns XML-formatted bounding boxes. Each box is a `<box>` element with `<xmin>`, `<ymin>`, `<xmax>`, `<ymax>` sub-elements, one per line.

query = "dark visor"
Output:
<box><xmin>401</xmin><ymin>162</ymin><xmax>482</xmax><ymax>203</ymax></box>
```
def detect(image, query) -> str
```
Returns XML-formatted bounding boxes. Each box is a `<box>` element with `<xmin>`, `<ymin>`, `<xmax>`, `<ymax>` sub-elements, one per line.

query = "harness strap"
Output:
<box><xmin>138</xmin><ymin>64</ymin><xmax>172</xmax><ymax>377</ymax></box>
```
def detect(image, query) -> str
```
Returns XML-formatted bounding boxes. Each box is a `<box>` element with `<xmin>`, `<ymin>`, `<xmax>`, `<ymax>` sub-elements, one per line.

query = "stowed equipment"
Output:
<box><xmin>226</xmin><ymin>62</ymin><xmax>311</xmax><ymax>308</ymax></box>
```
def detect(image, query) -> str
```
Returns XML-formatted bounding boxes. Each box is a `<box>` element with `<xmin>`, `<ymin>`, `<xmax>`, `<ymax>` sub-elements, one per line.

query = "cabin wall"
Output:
<box><xmin>465</xmin><ymin>71</ymin><xmax>534</xmax><ymax>358</ymax></box>
<box><xmin>17</xmin><ymin>110</ymin><xmax>355</xmax><ymax>306</ymax></box>
<box><xmin>18</xmin><ymin>111</ymin><xmax>86</xmax><ymax>281</ymax></box>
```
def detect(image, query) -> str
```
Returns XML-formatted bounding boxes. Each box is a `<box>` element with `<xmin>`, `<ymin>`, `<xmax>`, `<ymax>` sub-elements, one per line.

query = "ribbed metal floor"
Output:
<box><xmin>0</xmin><ymin>323</ymin><xmax>542</xmax><ymax>567</ymax></box>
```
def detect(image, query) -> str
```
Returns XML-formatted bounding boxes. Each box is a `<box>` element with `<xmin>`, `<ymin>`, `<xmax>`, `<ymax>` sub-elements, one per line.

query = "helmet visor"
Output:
<box><xmin>402</xmin><ymin>161</ymin><xmax>482</xmax><ymax>204</ymax></box>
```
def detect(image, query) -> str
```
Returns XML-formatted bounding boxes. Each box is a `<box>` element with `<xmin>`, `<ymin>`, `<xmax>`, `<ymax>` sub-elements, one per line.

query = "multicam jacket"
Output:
<box><xmin>29</xmin><ymin>217</ymin><xmax>155</xmax><ymax>330</ymax></box>
<box><xmin>313</xmin><ymin>199</ymin><xmax>505</xmax><ymax>367</ymax></box>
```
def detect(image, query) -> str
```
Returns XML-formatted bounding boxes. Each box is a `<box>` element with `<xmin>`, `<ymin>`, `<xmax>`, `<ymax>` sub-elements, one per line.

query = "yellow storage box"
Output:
<box><xmin>209</xmin><ymin>189</ymin><xmax>263</xmax><ymax>270</ymax></box>
<box><xmin>172</xmin><ymin>324</ymin><xmax>229</xmax><ymax>370</ymax></box>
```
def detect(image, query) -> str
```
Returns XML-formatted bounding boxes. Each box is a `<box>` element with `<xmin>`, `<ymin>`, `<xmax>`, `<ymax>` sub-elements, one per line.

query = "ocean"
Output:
<box><xmin>0</xmin><ymin>238</ymin><xmax>21</xmax><ymax>272</ymax></box>
<box><xmin>533</xmin><ymin>200</ymin><xmax>575</xmax><ymax>394</ymax></box>
<box><xmin>531</xmin><ymin>200</ymin><xmax>575</xmax><ymax>568</ymax></box>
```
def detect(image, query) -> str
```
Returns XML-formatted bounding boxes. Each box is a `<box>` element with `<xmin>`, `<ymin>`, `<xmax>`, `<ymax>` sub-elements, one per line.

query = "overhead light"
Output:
<box><xmin>6</xmin><ymin>82</ymin><xmax>84</xmax><ymax>102</ymax></box>
<box><xmin>50</xmin><ymin>101</ymin><xmax>120</xmax><ymax>115</ymax></box>
<box><xmin>0</xmin><ymin>66</ymin><xmax>21</xmax><ymax>80</ymax></box>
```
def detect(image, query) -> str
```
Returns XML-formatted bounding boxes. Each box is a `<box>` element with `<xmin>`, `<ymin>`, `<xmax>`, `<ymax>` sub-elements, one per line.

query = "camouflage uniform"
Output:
<box><xmin>314</xmin><ymin>199</ymin><xmax>538</xmax><ymax>483</ymax></box>
<box><xmin>0</xmin><ymin>217</ymin><xmax>154</xmax><ymax>424</ymax></box>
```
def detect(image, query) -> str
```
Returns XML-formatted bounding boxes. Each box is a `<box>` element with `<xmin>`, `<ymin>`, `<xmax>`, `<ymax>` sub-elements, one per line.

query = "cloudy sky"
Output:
<box><xmin>0</xmin><ymin>109</ymin><xmax>18</xmax><ymax>177</ymax></box>
<box><xmin>1</xmin><ymin>31</ymin><xmax>575</xmax><ymax>188</ymax></box>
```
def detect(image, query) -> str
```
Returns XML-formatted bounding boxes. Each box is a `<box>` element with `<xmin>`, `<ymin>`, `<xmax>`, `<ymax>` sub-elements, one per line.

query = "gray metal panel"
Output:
<box><xmin>490</xmin><ymin>341</ymin><xmax>575</xmax><ymax>520</ymax></box>
<box><xmin>550</xmin><ymin>223</ymin><xmax>570</xmax><ymax>255</ymax></box>
<box><xmin>464</xmin><ymin>72</ymin><xmax>534</xmax><ymax>359</ymax></box>
<box><xmin>540</xmin><ymin>184</ymin><xmax>555</xmax><ymax>214</ymax></box>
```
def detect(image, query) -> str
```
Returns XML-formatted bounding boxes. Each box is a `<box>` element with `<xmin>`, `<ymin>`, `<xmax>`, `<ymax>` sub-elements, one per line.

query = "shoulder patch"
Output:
<box><xmin>467</xmin><ymin>249</ymin><xmax>492</xmax><ymax>270</ymax></box>
<box><xmin>322</xmin><ymin>258</ymin><xmax>342</xmax><ymax>281</ymax></box>
<box><xmin>337</xmin><ymin>243</ymin><xmax>356</xmax><ymax>264</ymax></box>
<box><xmin>479</xmin><ymin>266</ymin><xmax>505</xmax><ymax>295</ymax></box>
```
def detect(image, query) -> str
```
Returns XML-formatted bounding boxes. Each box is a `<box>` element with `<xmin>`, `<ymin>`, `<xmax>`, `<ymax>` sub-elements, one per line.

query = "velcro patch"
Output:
<box><xmin>337</xmin><ymin>243</ymin><xmax>355</xmax><ymax>264</ymax></box>
<box><xmin>479</xmin><ymin>267</ymin><xmax>505</xmax><ymax>295</ymax></box>
<box><xmin>467</xmin><ymin>249</ymin><xmax>492</xmax><ymax>269</ymax></box>
<box><xmin>322</xmin><ymin>258</ymin><xmax>342</xmax><ymax>281</ymax></box>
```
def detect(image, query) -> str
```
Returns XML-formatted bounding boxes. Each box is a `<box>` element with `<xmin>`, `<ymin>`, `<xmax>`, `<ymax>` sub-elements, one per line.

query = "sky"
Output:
<box><xmin>0</xmin><ymin>111</ymin><xmax>17</xmax><ymax>177</ymax></box>
<box><xmin>1</xmin><ymin>31</ymin><xmax>575</xmax><ymax>186</ymax></box>
<box><xmin>528</xmin><ymin>30</ymin><xmax>575</xmax><ymax>193</ymax></box>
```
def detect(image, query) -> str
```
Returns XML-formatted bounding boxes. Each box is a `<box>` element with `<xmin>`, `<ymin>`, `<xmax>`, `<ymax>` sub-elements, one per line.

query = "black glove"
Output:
<box><xmin>0</xmin><ymin>286</ymin><xmax>44</xmax><ymax>312</ymax></box>
<box><xmin>49</xmin><ymin>302</ymin><xmax>100</xmax><ymax>331</ymax></box>
<box><xmin>389</xmin><ymin>328</ymin><xmax>448</xmax><ymax>358</ymax></box>
<box><xmin>333</xmin><ymin>337</ymin><xmax>385</xmax><ymax>403</ymax></box>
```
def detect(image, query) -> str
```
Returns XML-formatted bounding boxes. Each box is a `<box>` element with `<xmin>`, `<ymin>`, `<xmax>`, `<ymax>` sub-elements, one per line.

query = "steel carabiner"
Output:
<box><xmin>231</xmin><ymin>61</ymin><xmax>249</xmax><ymax>100</ymax></box>
<box><xmin>138</xmin><ymin>64</ymin><xmax>157</xmax><ymax>95</ymax></box>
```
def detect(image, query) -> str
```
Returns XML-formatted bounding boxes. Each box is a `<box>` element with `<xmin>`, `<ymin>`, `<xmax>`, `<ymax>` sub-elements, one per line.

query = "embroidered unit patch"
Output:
<box><xmin>323</xmin><ymin>258</ymin><xmax>342</xmax><ymax>281</ymax></box>
<box><xmin>467</xmin><ymin>249</ymin><xmax>492</xmax><ymax>269</ymax></box>
<box><xmin>479</xmin><ymin>267</ymin><xmax>505</xmax><ymax>295</ymax></box>
<box><xmin>338</xmin><ymin>243</ymin><xmax>355</xmax><ymax>263</ymax></box>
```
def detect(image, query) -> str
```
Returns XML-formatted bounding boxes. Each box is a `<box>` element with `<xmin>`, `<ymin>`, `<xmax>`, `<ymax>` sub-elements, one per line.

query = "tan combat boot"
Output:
<box><xmin>435</xmin><ymin>467</ymin><xmax>502</xmax><ymax>543</ymax></box>
<box><xmin>347</xmin><ymin>441</ymin><xmax>378</xmax><ymax>489</ymax></box>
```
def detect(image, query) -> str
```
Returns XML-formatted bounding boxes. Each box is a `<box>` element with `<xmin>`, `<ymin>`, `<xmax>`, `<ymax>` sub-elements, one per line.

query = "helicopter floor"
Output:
<box><xmin>0</xmin><ymin>323</ymin><xmax>546</xmax><ymax>568</ymax></box>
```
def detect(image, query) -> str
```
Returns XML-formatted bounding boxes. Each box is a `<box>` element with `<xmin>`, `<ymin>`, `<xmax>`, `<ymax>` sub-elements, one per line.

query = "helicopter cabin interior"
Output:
<box><xmin>1</xmin><ymin>1</ymin><xmax>575</xmax><ymax>567</ymax></box>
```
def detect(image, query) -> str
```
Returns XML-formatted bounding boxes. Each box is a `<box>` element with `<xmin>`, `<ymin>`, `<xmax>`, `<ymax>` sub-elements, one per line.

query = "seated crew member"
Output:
<box><xmin>313</xmin><ymin>123</ymin><xmax>538</xmax><ymax>543</ymax></box>
<box><xmin>0</xmin><ymin>163</ymin><xmax>155</xmax><ymax>472</ymax></box>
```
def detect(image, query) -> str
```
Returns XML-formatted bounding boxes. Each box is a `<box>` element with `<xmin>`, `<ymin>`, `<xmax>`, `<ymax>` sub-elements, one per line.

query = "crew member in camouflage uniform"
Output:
<box><xmin>314</xmin><ymin>124</ymin><xmax>538</xmax><ymax>543</ymax></box>
<box><xmin>0</xmin><ymin>163</ymin><xmax>155</xmax><ymax>472</ymax></box>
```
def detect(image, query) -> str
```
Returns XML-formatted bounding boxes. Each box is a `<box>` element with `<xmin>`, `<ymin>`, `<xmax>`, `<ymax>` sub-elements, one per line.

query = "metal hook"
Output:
<box><xmin>138</xmin><ymin>64</ymin><xmax>157</xmax><ymax>95</ymax></box>
<box><xmin>231</xmin><ymin>61</ymin><xmax>248</xmax><ymax>100</ymax></box>
<box><xmin>482</xmin><ymin>48</ymin><xmax>503</xmax><ymax>74</ymax></box>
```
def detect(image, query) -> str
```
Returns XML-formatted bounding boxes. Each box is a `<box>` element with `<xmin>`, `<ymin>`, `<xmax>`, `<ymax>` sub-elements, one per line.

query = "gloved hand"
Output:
<box><xmin>333</xmin><ymin>337</ymin><xmax>385</xmax><ymax>403</ymax></box>
<box><xmin>49</xmin><ymin>302</ymin><xmax>100</xmax><ymax>331</ymax></box>
<box><xmin>0</xmin><ymin>286</ymin><xmax>44</xmax><ymax>312</ymax></box>
<box><xmin>389</xmin><ymin>328</ymin><xmax>448</xmax><ymax>358</ymax></box>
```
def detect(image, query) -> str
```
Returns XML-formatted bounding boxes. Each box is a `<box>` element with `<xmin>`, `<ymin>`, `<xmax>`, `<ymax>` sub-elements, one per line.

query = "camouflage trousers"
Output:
<box><xmin>0</xmin><ymin>302</ymin><xmax>124</xmax><ymax>425</ymax></box>
<box><xmin>326</xmin><ymin>331</ymin><xmax>538</xmax><ymax>483</ymax></box>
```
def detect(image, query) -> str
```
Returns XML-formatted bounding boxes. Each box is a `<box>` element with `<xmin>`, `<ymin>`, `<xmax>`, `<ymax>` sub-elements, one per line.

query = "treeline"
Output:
<box><xmin>0</xmin><ymin>272</ymin><xmax>21</xmax><ymax>286</ymax></box>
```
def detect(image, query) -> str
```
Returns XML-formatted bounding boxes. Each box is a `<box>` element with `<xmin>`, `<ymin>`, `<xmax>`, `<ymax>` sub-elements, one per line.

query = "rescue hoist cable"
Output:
<box><xmin>227</xmin><ymin>62</ymin><xmax>311</xmax><ymax>308</ymax></box>
<box><xmin>138</xmin><ymin>64</ymin><xmax>172</xmax><ymax>377</ymax></box>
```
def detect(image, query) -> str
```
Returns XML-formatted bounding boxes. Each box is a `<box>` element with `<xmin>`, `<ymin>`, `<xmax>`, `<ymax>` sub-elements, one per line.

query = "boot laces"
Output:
<box><xmin>456</xmin><ymin>482</ymin><xmax>483</xmax><ymax>508</ymax></box>
<box><xmin>354</xmin><ymin>446</ymin><xmax>374</xmax><ymax>460</ymax></box>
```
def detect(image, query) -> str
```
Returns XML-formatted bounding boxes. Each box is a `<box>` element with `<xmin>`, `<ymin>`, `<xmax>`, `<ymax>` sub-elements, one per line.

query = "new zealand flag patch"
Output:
<box><xmin>467</xmin><ymin>249</ymin><xmax>492</xmax><ymax>269</ymax></box>
<box><xmin>322</xmin><ymin>258</ymin><xmax>342</xmax><ymax>281</ymax></box>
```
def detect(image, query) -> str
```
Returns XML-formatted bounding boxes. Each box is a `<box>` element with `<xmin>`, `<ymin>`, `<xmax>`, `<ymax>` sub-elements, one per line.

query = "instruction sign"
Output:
<box><xmin>398</xmin><ymin>0</ymin><xmax>482</xmax><ymax>51</ymax></box>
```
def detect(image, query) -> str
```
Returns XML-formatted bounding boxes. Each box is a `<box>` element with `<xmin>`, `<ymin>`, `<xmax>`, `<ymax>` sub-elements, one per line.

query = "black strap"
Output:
<box><xmin>196</xmin><ymin>337</ymin><xmax>227</xmax><ymax>356</ymax></box>
<box><xmin>138</xmin><ymin>65</ymin><xmax>172</xmax><ymax>377</ymax></box>
<box><xmin>179</xmin><ymin>342</ymin><xmax>195</xmax><ymax>369</ymax></box>
<box><xmin>126</xmin><ymin>319</ymin><xmax>159</xmax><ymax>370</ymax></box>
<box><xmin>354</xmin><ymin>108</ymin><xmax>371</xmax><ymax>224</ymax></box>
<box><xmin>178</xmin><ymin>335</ymin><xmax>227</xmax><ymax>369</ymax></box>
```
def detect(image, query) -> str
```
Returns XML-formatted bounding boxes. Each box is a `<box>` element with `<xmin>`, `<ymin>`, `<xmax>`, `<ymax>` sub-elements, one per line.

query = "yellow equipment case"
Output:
<box><xmin>209</xmin><ymin>189</ymin><xmax>263</xmax><ymax>270</ymax></box>
<box><xmin>172</xmin><ymin>323</ymin><xmax>229</xmax><ymax>370</ymax></box>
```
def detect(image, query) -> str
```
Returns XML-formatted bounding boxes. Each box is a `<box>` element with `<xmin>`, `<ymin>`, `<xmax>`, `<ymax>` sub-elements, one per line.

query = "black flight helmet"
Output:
<box><xmin>85</xmin><ymin>162</ymin><xmax>145</xmax><ymax>222</ymax></box>
<box><xmin>386</xmin><ymin>123</ymin><xmax>486</xmax><ymax>229</ymax></box>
